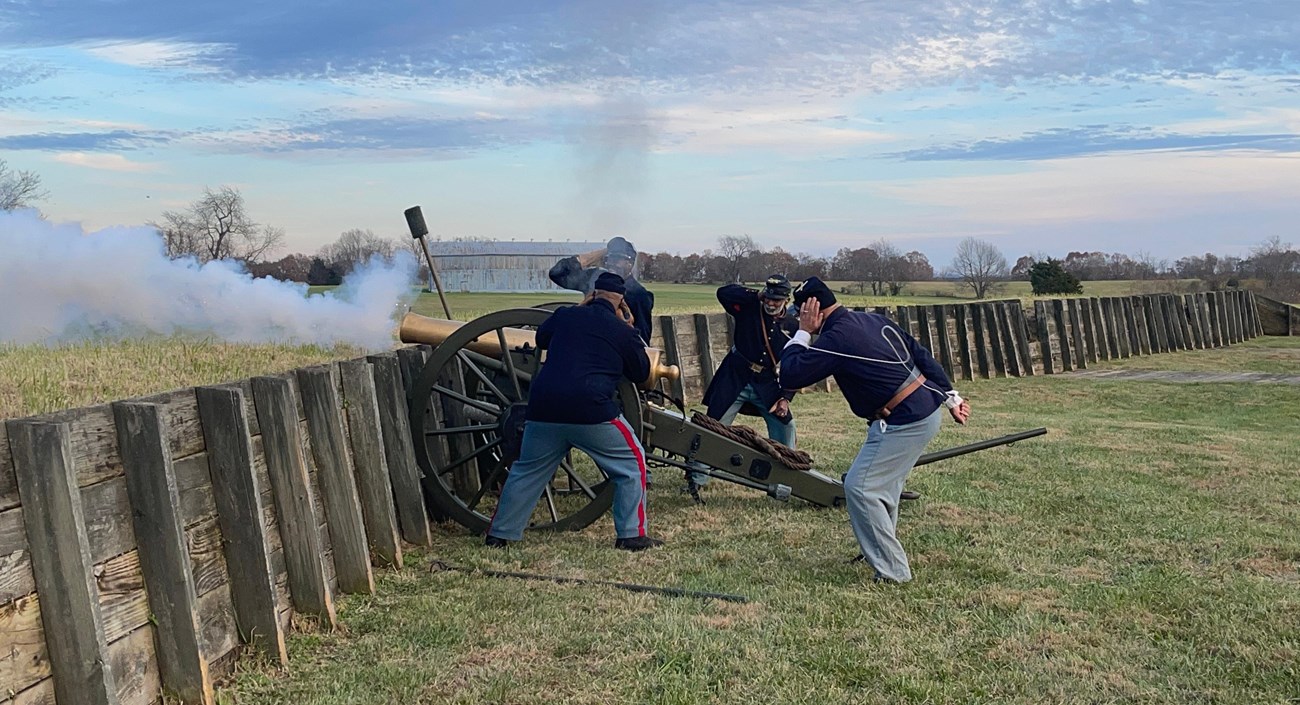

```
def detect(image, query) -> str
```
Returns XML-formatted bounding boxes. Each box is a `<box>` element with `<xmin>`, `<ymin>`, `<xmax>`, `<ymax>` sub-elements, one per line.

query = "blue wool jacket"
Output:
<box><xmin>527</xmin><ymin>299</ymin><xmax>651</xmax><ymax>424</ymax></box>
<box><xmin>701</xmin><ymin>284</ymin><xmax>798</xmax><ymax>420</ymax></box>
<box><xmin>780</xmin><ymin>307</ymin><xmax>954</xmax><ymax>425</ymax></box>
<box><xmin>549</xmin><ymin>256</ymin><xmax>655</xmax><ymax>344</ymax></box>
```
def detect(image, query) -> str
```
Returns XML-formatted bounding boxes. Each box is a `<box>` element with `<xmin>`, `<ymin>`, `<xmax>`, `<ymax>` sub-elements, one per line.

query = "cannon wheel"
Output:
<box><xmin>409</xmin><ymin>307</ymin><xmax>643</xmax><ymax>534</ymax></box>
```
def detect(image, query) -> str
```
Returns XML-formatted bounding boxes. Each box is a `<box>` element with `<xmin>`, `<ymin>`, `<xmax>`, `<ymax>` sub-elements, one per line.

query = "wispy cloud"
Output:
<box><xmin>51</xmin><ymin>152</ymin><xmax>162</xmax><ymax>172</ymax></box>
<box><xmin>80</xmin><ymin>40</ymin><xmax>232</xmax><ymax>72</ymax></box>
<box><xmin>0</xmin><ymin>129</ymin><xmax>171</xmax><ymax>151</ymax></box>
<box><xmin>894</xmin><ymin>126</ymin><xmax>1300</xmax><ymax>161</ymax></box>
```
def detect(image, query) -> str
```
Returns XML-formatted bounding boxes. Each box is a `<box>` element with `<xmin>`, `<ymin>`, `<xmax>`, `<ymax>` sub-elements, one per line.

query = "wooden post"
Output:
<box><xmin>338</xmin><ymin>360</ymin><xmax>403</xmax><ymax>569</ymax></box>
<box><xmin>1215</xmin><ymin>292</ymin><xmax>1230</xmax><ymax>346</ymax></box>
<box><xmin>1010</xmin><ymin>305</ymin><xmax>1036</xmax><ymax>376</ymax></box>
<box><xmin>953</xmin><ymin>306</ymin><xmax>974</xmax><ymax>381</ymax></box>
<box><xmin>1132</xmin><ymin>297</ymin><xmax>1151</xmax><ymax>355</ymax></box>
<box><xmin>1090</xmin><ymin>298</ymin><xmax>1111</xmax><ymax>360</ymax></box>
<box><xmin>6</xmin><ymin>420</ymin><xmax>117</xmax><ymax>705</ymax></box>
<box><xmin>194</xmin><ymin>386</ymin><xmax>288</xmax><ymax>666</ymax></box>
<box><xmin>1231</xmin><ymin>291</ymin><xmax>1245</xmax><ymax>343</ymax></box>
<box><xmin>112</xmin><ymin>402</ymin><xmax>215</xmax><ymax>705</ymax></box>
<box><xmin>1067</xmin><ymin>299</ymin><xmax>1087</xmax><ymax>369</ymax></box>
<box><xmin>1101</xmin><ymin>298</ymin><xmax>1120</xmax><ymax>358</ymax></box>
<box><xmin>297</xmin><ymin>367</ymin><xmax>374</xmax><ymax>596</ymax></box>
<box><xmin>693</xmin><ymin>314</ymin><xmax>716</xmax><ymax>391</ymax></box>
<box><xmin>896</xmin><ymin>306</ymin><xmax>912</xmax><ymax>337</ymax></box>
<box><xmin>995</xmin><ymin>303</ymin><xmax>1022</xmax><ymax>376</ymax></box>
<box><xmin>1051</xmin><ymin>300</ymin><xmax>1073</xmax><ymax>372</ymax></box>
<box><xmin>1147</xmin><ymin>295</ymin><xmax>1167</xmax><ymax>352</ymax></box>
<box><xmin>1196</xmin><ymin>293</ymin><xmax>1213</xmax><ymax>347</ymax></box>
<box><xmin>396</xmin><ymin>345</ymin><xmax>429</xmax><ymax>393</ymax></box>
<box><xmin>981</xmin><ymin>303</ymin><xmax>1006</xmax><ymax>377</ymax></box>
<box><xmin>932</xmin><ymin>305</ymin><xmax>955</xmax><ymax>380</ymax></box>
<box><xmin>1177</xmin><ymin>294</ymin><xmax>1195</xmax><ymax>349</ymax></box>
<box><xmin>250</xmin><ymin>376</ymin><xmax>336</xmax><ymax>626</ymax></box>
<box><xmin>969</xmin><ymin>304</ymin><xmax>991</xmax><ymax>378</ymax></box>
<box><xmin>366</xmin><ymin>354</ymin><xmax>433</xmax><ymax>546</ymax></box>
<box><xmin>1115</xmin><ymin>299</ymin><xmax>1131</xmax><ymax>358</ymax></box>
<box><xmin>657</xmin><ymin>315</ymin><xmax>688</xmax><ymax>403</ymax></box>
<box><xmin>916</xmin><ymin>306</ymin><xmax>933</xmax><ymax>356</ymax></box>
<box><xmin>1169</xmin><ymin>295</ymin><xmax>1188</xmax><ymax>350</ymax></box>
<box><xmin>1034</xmin><ymin>301</ymin><xmax>1055</xmax><ymax>375</ymax></box>
<box><xmin>1183</xmin><ymin>294</ymin><xmax>1203</xmax><ymax>349</ymax></box>
<box><xmin>1079</xmin><ymin>298</ymin><xmax>1099</xmax><ymax>363</ymax></box>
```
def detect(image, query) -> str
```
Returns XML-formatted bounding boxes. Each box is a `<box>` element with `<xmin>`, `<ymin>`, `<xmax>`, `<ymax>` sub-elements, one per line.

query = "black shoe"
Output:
<box><xmin>484</xmin><ymin>535</ymin><xmax>510</xmax><ymax>549</ymax></box>
<box><xmin>848</xmin><ymin>554</ymin><xmax>866</xmax><ymax>564</ymax></box>
<box><xmin>614</xmin><ymin>536</ymin><xmax>665</xmax><ymax>552</ymax></box>
<box><xmin>900</xmin><ymin>490</ymin><xmax>921</xmax><ymax>501</ymax></box>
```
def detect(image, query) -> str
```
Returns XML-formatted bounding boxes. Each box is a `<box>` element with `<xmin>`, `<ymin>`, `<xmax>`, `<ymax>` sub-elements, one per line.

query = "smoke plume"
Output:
<box><xmin>0</xmin><ymin>210</ymin><xmax>417</xmax><ymax>349</ymax></box>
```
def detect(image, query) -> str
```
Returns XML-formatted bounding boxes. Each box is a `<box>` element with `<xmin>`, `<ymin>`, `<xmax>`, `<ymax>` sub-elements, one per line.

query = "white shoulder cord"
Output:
<box><xmin>788</xmin><ymin>324</ymin><xmax>964</xmax><ymax>409</ymax></box>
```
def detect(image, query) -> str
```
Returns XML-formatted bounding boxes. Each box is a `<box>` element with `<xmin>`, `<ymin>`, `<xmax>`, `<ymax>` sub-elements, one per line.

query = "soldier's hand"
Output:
<box><xmin>798</xmin><ymin>299</ymin><xmax>821</xmax><ymax>333</ymax></box>
<box><xmin>949</xmin><ymin>400</ymin><xmax>971</xmax><ymax>425</ymax></box>
<box><xmin>769</xmin><ymin>398</ymin><xmax>791</xmax><ymax>420</ymax></box>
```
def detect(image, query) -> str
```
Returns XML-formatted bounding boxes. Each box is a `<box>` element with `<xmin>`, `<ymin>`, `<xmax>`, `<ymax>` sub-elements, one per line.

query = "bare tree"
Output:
<box><xmin>717</xmin><ymin>234</ymin><xmax>757</xmax><ymax>283</ymax></box>
<box><xmin>949</xmin><ymin>238</ymin><xmax>1009</xmax><ymax>299</ymax></box>
<box><xmin>319</xmin><ymin>228</ymin><xmax>399</xmax><ymax>276</ymax></box>
<box><xmin>0</xmin><ymin>158</ymin><xmax>48</xmax><ymax>212</ymax></box>
<box><xmin>151</xmin><ymin>186</ymin><xmax>283</xmax><ymax>263</ymax></box>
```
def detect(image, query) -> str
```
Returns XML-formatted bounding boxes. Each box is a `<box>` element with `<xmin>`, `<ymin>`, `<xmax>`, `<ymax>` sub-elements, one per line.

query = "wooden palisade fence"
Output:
<box><xmin>650</xmin><ymin>290</ymin><xmax>1265</xmax><ymax>400</ymax></box>
<box><xmin>0</xmin><ymin>289</ymin><xmax>1265</xmax><ymax>704</ymax></box>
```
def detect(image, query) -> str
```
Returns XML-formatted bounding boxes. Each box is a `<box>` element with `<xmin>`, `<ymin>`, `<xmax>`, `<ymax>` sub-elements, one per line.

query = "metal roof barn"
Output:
<box><xmin>426</xmin><ymin>241</ymin><xmax>606</xmax><ymax>292</ymax></box>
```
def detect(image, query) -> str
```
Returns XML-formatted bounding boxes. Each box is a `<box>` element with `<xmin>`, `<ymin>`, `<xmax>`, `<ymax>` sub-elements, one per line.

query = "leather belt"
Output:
<box><xmin>871</xmin><ymin>374</ymin><xmax>926</xmax><ymax>421</ymax></box>
<box><xmin>732</xmin><ymin>347</ymin><xmax>772</xmax><ymax>375</ymax></box>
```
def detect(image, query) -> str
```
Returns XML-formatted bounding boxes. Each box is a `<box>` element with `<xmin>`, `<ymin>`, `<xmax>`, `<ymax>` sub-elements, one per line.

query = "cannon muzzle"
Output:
<box><xmin>397</xmin><ymin>311</ymin><xmax>680</xmax><ymax>390</ymax></box>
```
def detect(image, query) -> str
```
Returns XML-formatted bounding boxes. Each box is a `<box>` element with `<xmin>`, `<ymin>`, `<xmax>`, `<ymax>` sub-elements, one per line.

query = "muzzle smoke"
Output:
<box><xmin>0</xmin><ymin>210</ymin><xmax>417</xmax><ymax>349</ymax></box>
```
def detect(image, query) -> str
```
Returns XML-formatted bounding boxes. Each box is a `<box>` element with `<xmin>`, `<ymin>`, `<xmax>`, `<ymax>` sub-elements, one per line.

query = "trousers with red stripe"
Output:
<box><xmin>488</xmin><ymin>416</ymin><xmax>648</xmax><ymax>541</ymax></box>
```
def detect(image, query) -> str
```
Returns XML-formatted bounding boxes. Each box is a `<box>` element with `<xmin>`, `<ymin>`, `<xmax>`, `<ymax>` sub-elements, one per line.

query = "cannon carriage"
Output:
<box><xmin>399</xmin><ymin>306</ymin><xmax>1046</xmax><ymax>534</ymax></box>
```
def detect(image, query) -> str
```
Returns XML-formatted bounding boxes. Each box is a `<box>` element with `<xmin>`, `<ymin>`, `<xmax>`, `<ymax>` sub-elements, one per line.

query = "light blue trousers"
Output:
<box><xmin>844</xmin><ymin>409</ymin><xmax>942</xmax><ymax>583</ymax></box>
<box><xmin>488</xmin><ymin>416</ymin><xmax>648</xmax><ymax>541</ymax></box>
<box><xmin>690</xmin><ymin>383</ymin><xmax>796</xmax><ymax>485</ymax></box>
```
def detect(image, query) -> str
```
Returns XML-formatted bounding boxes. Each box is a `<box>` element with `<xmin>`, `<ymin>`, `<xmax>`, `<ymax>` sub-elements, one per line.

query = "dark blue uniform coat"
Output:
<box><xmin>701</xmin><ymin>284</ymin><xmax>799</xmax><ymax>421</ymax></box>
<box><xmin>528</xmin><ymin>299</ymin><xmax>651</xmax><ymax>425</ymax></box>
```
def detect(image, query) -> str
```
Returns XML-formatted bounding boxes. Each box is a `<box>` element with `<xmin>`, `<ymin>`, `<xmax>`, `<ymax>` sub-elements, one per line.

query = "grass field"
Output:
<box><xmin>216</xmin><ymin>337</ymin><xmax>1300</xmax><ymax>705</ymax></box>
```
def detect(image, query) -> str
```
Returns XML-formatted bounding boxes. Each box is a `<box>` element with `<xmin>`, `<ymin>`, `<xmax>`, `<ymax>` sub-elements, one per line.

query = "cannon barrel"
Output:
<box><xmin>398</xmin><ymin>311</ymin><xmax>681</xmax><ymax>391</ymax></box>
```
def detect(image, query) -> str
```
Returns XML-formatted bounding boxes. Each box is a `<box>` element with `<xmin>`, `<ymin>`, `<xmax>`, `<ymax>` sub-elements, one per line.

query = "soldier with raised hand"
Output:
<box><xmin>549</xmin><ymin>236</ymin><xmax>655</xmax><ymax>344</ymax></box>
<box><xmin>779</xmin><ymin>277</ymin><xmax>971</xmax><ymax>583</ymax></box>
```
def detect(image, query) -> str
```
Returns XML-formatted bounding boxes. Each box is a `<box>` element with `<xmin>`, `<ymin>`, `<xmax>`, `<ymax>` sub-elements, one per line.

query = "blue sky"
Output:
<box><xmin>3</xmin><ymin>0</ymin><xmax>1299</xmax><ymax>265</ymax></box>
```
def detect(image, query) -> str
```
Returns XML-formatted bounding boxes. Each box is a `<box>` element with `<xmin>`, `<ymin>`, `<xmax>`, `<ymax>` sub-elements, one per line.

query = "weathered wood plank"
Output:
<box><xmin>1146</xmin><ymin>294</ymin><xmax>1167</xmax><ymax>352</ymax></box>
<box><xmin>107</xmin><ymin>625</ymin><xmax>161</xmax><ymax>705</ymax></box>
<box><xmin>932</xmin><ymin>306</ymin><xmax>955</xmax><ymax>380</ymax></box>
<box><xmin>195</xmin><ymin>584</ymin><xmax>239</xmax><ymax>672</ymax></box>
<box><xmin>0</xmin><ymin>424</ymin><xmax>16</xmax><ymax>512</ymax></box>
<box><xmin>953</xmin><ymin>306</ymin><xmax>974</xmax><ymax>381</ymax></box>
<box><xmin>1087</xmin><ymin>298</ymin><xmax>1108</xmax><ymax>360</ymax></box>
<box><xmin>1066</xmin><ymin>299</ymin><xmax>1087</xmax><ymax>370</ymax></box>
<box><xmin>1115</xmin><ymin>298</ymin><xmax>1131</xmax><ymax>358</ymax></box>
<box><xmin>188</xmin><ymin>516</ymin><xmax>228</xmax><ymax>597</ymax></box>
<box><xmin>1183</xmin><ymin>294</ymin><xmax>1203</xmax><ymax>349</ymax></box>
<box><xmin>896</xmin><ymin>306</ymin><xmax>912</xmax><ymax>339</ymax></box>
<box><xmin>994</xmin><ymin>304</ymin><xmax>1021</xmax><ymax>376</ymax></box>
<box><xmin>0</xmin><ymin>593</ymin><xmax>49</xmax><ymax>695</ymax></box>
<box><xmin>6</xmin><ymin>420</ymin><xmax>116</xmax><ymax>705</ymax></box>
<box><xmin>1101</xmin><ymin>298</ymin><xmax>1121</xmax><ymax>358</ymax></box>
<box><xmin>338</xmin><ymin>360</ymin><xmax>402</xmax><ymax>570</ymax></box>
<box><xmin>1168</xmin><ymin>295</ymin><xmax>1188</xmax><ymax>350</ymax></box>
<box><xmin>658</xmin><ymin>316</ymin><xmax>688</xmax><ymax>403</ymax></box>
<box><xmin>94</xmin><ymin>550</ymin><xmax>149</xmax><ymax>644</ymax></box>
<box><xmin>112</xmin><ymin>401</ymin><xmax>214</xmax><ymax>704</ymax></box>
<box><xmin>194</xmin><ymin>386</ymin><xmax>287</xmax><ymax>666</ymax></box>
<box><xmin>1033</xmin><ymin>301</ymin><xmax>1054</xmax><ymax>375</ymax></box>
<box><xmin>916</xmin><ymin>306</ymin><xmax>933</xmax><ymax>356</ymax></box>
<box><xmin>1131</xmin><ymin>297</ymin><xmax>1151</xmax><ymax>355</ymax></box>
<box><xmin>366</xmin><ymin>353</ymin><xmax>433</xmax><ymax>547</ymax></box>
<box><xmin>81</xmin><ymin>476</ymin><xmax>134</xmax><ymax>564</ymax></box>
<box><xmin>1209</xmin><ymin>292</ymin><xmax>1225</xmax><ymax>346</ymax></box>
<box><xmin>1195</xmin><ymin>293</ymin><xmax>1213</xmax><ymax>348</ymax></box>
<box><xmin>297</xmin><ymin>367</ymin><xmax>374</xmax><ymax>596</ymax></box>
<box><xmin>174</xmin><ymin>453</ymin><xmax>216</xmax><ymax>528</ymax></box>
<box><xmin>693</xmin><ymin>314</ymin><xmax>716</xmax><ymax>391</ymax></box>
<box><xmin>1009</xmin><ymin>305</ymin><xmax>1036</xmax><ymax>376</ymax></box>
<box><xmin>1232</xmin><ymin>290</ymin><xmax>1245</xmax><ymax>343</ymax></box>
<box><xmin>970</xmin><ymin>304</ymin><xmax>991</xmax><ymax>378</ymax></box>
<box><xmin>1050</xmin><ymin>300</ymin><xmax>1072</xmax><ymax>372</ymax></box>
<box><xmin>249</xmin><ymin>376</ymin><xmax>336</xmax><ymax>626</ymax></box>
<box><xmin>0</xmin><ymin>506</ymin><xmax>35</xmax><ymax>603</ymax></box>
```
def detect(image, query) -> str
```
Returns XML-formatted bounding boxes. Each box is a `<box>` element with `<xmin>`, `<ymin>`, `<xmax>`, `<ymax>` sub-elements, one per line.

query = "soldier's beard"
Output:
<box><xmin>763</xmin><ymin>300</ymin><xmax>787</xmax><ymax>317</ymax></box>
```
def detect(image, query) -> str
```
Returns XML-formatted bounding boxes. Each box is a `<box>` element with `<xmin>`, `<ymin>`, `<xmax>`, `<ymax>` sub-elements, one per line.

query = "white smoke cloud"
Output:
<box><xmin>0</xmin><ymin>210</ymin><xmax>417</xmax><ymax>349</ymax></box>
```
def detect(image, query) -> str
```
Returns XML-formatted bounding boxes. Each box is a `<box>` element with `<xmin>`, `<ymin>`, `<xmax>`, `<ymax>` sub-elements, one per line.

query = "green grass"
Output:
<box><xmin>1091</xmin><ymin>336</ymin><xmax>1300</xmax><ymax>375</ymax></box>
<box><xmin>0</xmin><ymin>340</ymin><xmax>364</xmax><ymax>419</ymax></box>
<box><xmin>221</xmin><ymin>344</ymin><xmax>1300</xmax><ymax>705</ymax></box>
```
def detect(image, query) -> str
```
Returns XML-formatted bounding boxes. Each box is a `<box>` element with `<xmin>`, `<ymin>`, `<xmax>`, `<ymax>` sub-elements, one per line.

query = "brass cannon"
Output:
<box><xmin>400</xmin><ymin>307</ymin><xmax>1046</xmax><ymax>534</ymax></box>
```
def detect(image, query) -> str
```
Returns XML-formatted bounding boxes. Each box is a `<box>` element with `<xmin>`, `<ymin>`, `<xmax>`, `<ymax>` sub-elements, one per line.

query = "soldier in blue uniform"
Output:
<box><xmin>486</xmin><ymin>273</ymin><xmax>664</xmax><ymax>552</ymax></box>
<box><xmin>549</xmin><ymin>236</ymin><xmax>655</xmax><ymax>344</ymax></box>
<box><xmin>780</xmin><ymin>277</ymin><xmax>971</xmax><ymax>582</ymax></box>
<box><xmin>685</xmin><ymin>275</ymin><xmax>799</xmax><ymax>491</ymax></box>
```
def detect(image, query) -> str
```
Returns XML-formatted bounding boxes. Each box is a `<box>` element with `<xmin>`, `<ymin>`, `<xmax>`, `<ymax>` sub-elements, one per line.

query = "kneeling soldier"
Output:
<box><xmin>486</xmin><ymin>272</ymin><xmax>664</xmax><ymax>551</ymax></box>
